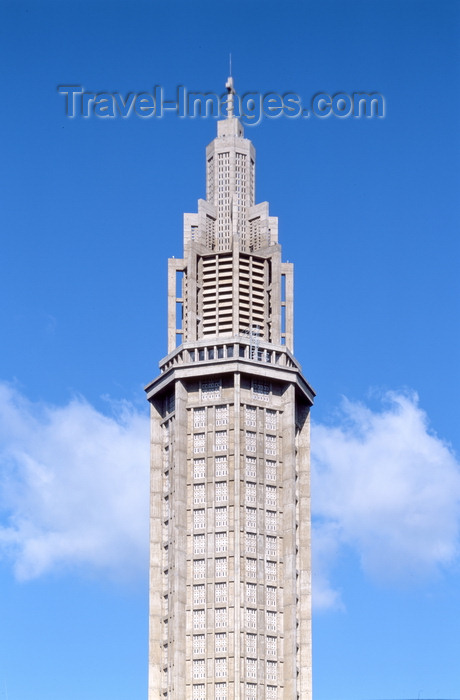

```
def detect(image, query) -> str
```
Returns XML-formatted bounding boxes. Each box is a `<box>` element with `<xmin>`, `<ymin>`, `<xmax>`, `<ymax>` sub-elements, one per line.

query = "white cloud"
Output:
<box><xmin>311</xmin><ymin>391</ymin><xmax>460</xmax><ymax>610</ymax></box>
<box><xmin>0</xmin><ymin>383</ymin><xmax>150</xmax><ymax>581</ymax></box>
<box><xmin>1</xmin><ymin>383</ymin><xmax>459</xmax><ymax>612</ymax></box>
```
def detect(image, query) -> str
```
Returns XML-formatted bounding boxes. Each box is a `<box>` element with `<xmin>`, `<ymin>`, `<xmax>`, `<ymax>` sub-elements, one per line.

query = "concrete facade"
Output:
<box><xmin>145</xmin><ymin>80</ymin><xmax>314</xmax><ymax>700</ymax></box>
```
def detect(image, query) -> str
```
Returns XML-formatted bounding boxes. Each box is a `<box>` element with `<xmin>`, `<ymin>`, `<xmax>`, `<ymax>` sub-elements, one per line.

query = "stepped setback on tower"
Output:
<box><xmin>145</xmin><ymin>79</ymin><xmax>315</xmax><ymax>700</ymax></box>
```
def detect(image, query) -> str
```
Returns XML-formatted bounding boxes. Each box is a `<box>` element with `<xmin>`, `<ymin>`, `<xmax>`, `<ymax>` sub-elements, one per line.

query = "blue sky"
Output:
<box><xmin>1</xmin><ymin>1</ymin><xmax>459</xmax><ymax>698</ymax></box>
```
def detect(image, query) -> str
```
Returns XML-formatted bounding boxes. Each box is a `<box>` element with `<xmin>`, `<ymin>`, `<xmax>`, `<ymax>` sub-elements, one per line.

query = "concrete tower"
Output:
<box><xmin>145</xmin><ymin>78</ymin><xmax>315</xmax><ymax>700</ymax></box>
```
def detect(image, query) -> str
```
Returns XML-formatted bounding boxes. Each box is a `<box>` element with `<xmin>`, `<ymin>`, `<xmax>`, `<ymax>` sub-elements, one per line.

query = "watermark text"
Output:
<box><xmin>58</xmin><ymin>85</ymin><xmax>385</xmax><ymax>124</ymax></box>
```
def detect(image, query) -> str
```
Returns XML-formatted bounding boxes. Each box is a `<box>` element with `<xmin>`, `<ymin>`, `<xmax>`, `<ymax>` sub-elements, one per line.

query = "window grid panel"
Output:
<box><xmin>215</xmin><ymin>607</ymin><xmax>228</xmax><ymax>628</ymax></box>
<box><xmin>193</xmin><ymin>458</ymin><xmax>206</xmax><ymax>480</ymax></box>
<box><xmin>193</xmin><ymin>408</ymin><xmax>206</xmax><ymax>429</ymax></box>
<box><xmin>246</xmin><ymin>558</ymin><xmax>256</xmax><ymax>578</ymax></box>
<box><xmin>215</xmin><ymin>481</ymin><xmax>228</xmax><ymax>503</ymax></box>
<box><xmin>246</xmin><ymin>583</ymin><xmax>257</xmax><ymax>604</ymax></box>
<box><xmin>215</xmin><ymin>506</ymin><xmax>228</xmax><ymax>528</ymax></box>
<box><xmin>266</xmin><ymin>510</ymin><xmax>277</xmax><ymax>532</ymax></box>
<box><xmin>266</xmin><ymin>635</ymin><xmax>277</xmax><ymax>657</ymax></box>
<box><xmin>245</xmin><ymin>456</ymin><xmax>256</xmax><ymax>479</ymax></box>
<box><xmin>245</xmin><ymin>431</ymin><xmax>257</xmax><ymax>453</ymax></box>
<box><xmin>215</xmin><ymin>405</ymin><xmax>229</xmax><ymax>426</ymax></box>
<box><xmin>266</xmin><ymin>535</ymin><xmax>277</xmax><ymax>558</ymax></box>
<box><xmin>246</xmin><ymin>632</ymin><xmax>257</xmax><ymax>656</ymax></box>
<box><xmin>215</xmin><ymin>582</ymin><xmax>227</xmax><ymax>603</ymax></box>
<box><xmin>266</xmin><ymin>660</ymin><xmax>277</xmax><ymax>682</ymax></box>
<box><xmin>245</xmin><ymin>405</ymin><xmax>257</xmax><ymax>427</ymax></box>
<box><xmin>246</xmin><ymin>658</ymin><xmax>257</xmax><ymax>679</ymax></box>
<box><xmin>246</xmin><ymin>607</ymin><xmax>257</xmax><ymax>629</ymax></box>
<box><xmin>192</xmin><ymin>634</ymin><xmax>205</xmax><ymax>655</ymax></box>
<box><xmin>215</xmin><ymin>632</ymin><xmax>227</xmax><ymax>653</ymax></box>
<box><xmin>246</xmin><ymin>482</ymin><xmax>256</xmax><ymax>505</ymax></box>
<box><xmin>266</xmin><ymin>485</ymin><xmax>277</xmax><ymax>507</ymax></box>
<box><xmin>215</xmin><ymin>532</ymin><xmax>228</xmax><ymax>553</ymax></box>
<box><xmin>265</xmin><ymin>434</ymin><xmax>276</xmax><ymax>456</ymax></box>
<box><xmin>215</xmin><ymin>557</ymin><xmax>227</xmax><ymax>578</ymax></box>
<box><xmin>246</xmin><ymin>532</ymin><xmax>257</xmax><ymax>554</ymax></box>
<box><xmin>194</xmin><ymin>508</ymin><xmax>206</xmax><ymax>530</ymax></box>
<box><xmin>266</xmin><ymin>585</ymin><xmax>276</xmax><ymax>607</ymax></box>
<box><xmin>193</xmin><ymin>584</ymin><xmax>206</xmax><ymax>606</ymax></box>
<box><xmin>194</xmin><ymin>534</ymin><xmax>206</xmax><ymax>555</ymax></box>
<box><xmin>202</xmin><ymin>380</ymin><xmax>221</xmax><ymax>400</ymax></box>
<box><xmin>194</xmin><ymin>484</ymin><xmax>206</xmax><ymax>504</ymax></box>
<box><xmin>194</xmin><ymin>432</ymin><xmax>206</xmax><ymax>454</ymax></box>
<box><xmin>193</xmin><ymin>684</ymin><xmax>205</xmax><ymax>700</ymax></box>
<box><xmin>266</xmin><ymin>686</ymin><xmax>277</xmax><ymax>700</ymax></box>
<box><xmin>266</xmin><ymin>561</ymin><xmax>277</xmax><ymax>582</ymax></box>
<box><xmin>265</xmin><ymin>409</ymin><xmax>277</xmax><ymax>431</ymax></box>
<box><xmin>246</xmin><ymin>683</ymin><xmax>257</xmax><ymax>699</ymax></box>
<box><xmin>246</xmin><ymin>506</ymin><xmax>257</xmax><ymax>530</ymax></box>
<box><xmin>193</xmin><ymin>609</ymin><xmax>206</xmax><ymax>630</ymax></box>
<box><xmin>215</xmin><ymin>430</ymin><xmax>228</xmax><ymax>452</ymax></box>
<box><xmin>194</xmin><ymin>559</ymin><xmax>206</xmax><ymax>580</ymax></box>
<box><xmin>253</xmin><ymin>380</ymin><xmax>270</xmax><ymax>401</ymax></box>
<box><xmin>215</xmin><ymin>456</ymin><xmax>228</xmax><ymax>477</ymax></box>
<box><xmin>265</xmin><ymin>459</ymin><xmax>276</xmax><ymax>482</ymax></box>
<box><xmin>216</xmin><ymin>681</ymin><xmax>228</xmax><ymax>699</ymax></box>
<box><xmin>266</xmin><ymin>610</ymin><xmax>277</xmax><ymax>632</ymax></box>
<box><xmin>193</xmin><ymin>659</ymin><xmax>205</xmax><ymax>679</ymax></box>
<box><xmin>215</xmin><ymin>658</ymin><xmax>227</xmax><ymax>678</ymax></box>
